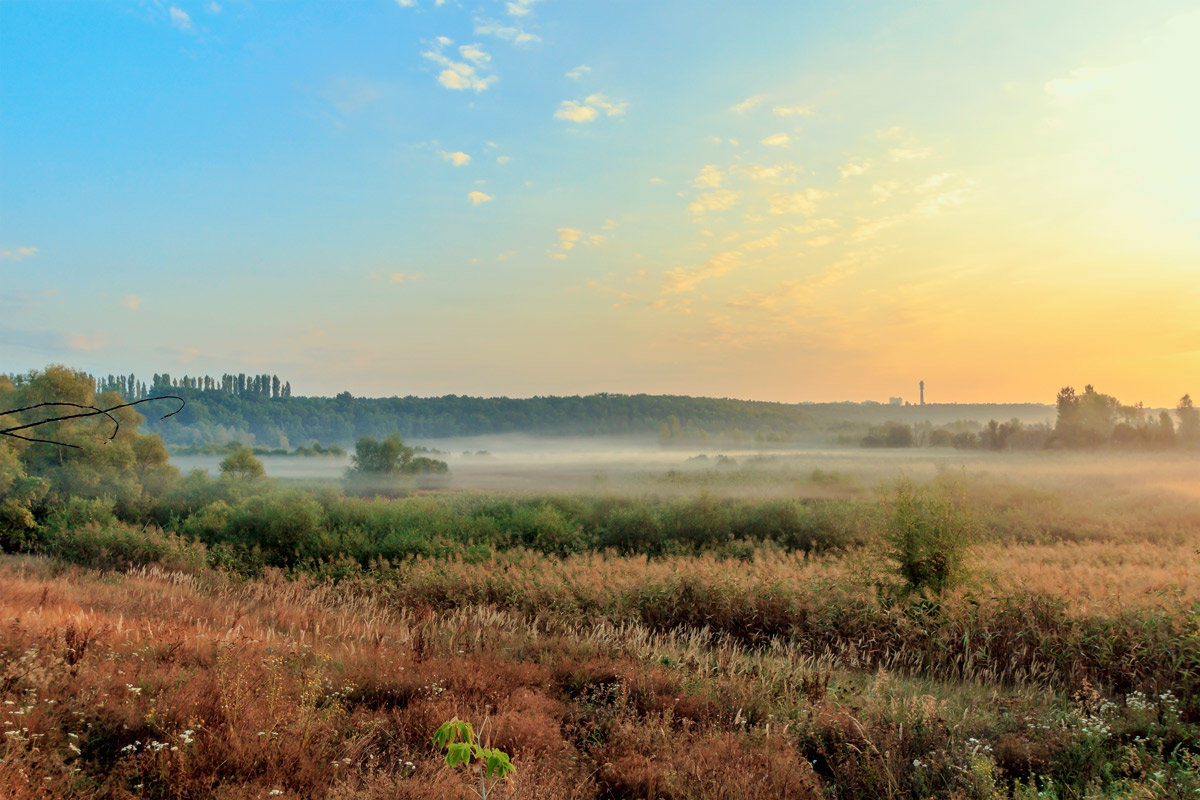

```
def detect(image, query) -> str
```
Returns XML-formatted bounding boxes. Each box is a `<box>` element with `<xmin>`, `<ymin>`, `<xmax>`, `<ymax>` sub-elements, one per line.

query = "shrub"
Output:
<box><xmin>45</xmin><ymin>521</ymin><xmax>207</xmax><ymax>573</ymax></box>
<box><xmin>883</xmin><ymin>479</ymin><xmax>976</xmax><ymax>596</ymax></box>
<box><xmin>219</xmin><ymin>447</ymin><xmax>265</xmax><ymax>480</ymax></box>
<box><xmin>43</xmin><ymin>496</ymin><xmax>118</xmax><ymax>532</ymax></box>
<box><xmin>225</xmin><ymin>490</ymin><xmax>327</xmax><ymax>567</ymax></box>
<box><xmin>594</xmin><ymin>503</ymin><xmax>666</xmax><ymax>555</ymax></box>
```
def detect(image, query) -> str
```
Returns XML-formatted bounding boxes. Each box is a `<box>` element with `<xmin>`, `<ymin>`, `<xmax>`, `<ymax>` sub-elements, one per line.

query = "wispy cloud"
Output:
<box><xmin>506</xmin><ymin>0</ymin><xmax>540</xmax><ymax>16</ymax></box>
<box><xmin>727</xmin><ymin>259</ymin><xmax>856</xmax><ymax>312</ymax></box>
<box><xmin>773</xmin><ymin>105</ymin><xmax>814</xmax><ymax>116</ymax></box>
<box><xmin>740</xmin><ymin>163</ymin><xmax>799</xmax><ymax>183</ymax></box>
<box><xmin>889</xmin><ymin>146</ymin><xmax>932</xmax><ymax>161</ymax></box>
<box><xmin>852</xmin><ymin>214</ymin><xmax>902</xmax><ymax>240</ymax></box>
<box><xmin>66</xmin><ymin>332</ymin><xmax>106</xmax><ymax>351</ymax></box>
<box><xmin>1044</xmin><ymin>66</ymin><xmax>1113</xmax><ymax>97</ymax></box>
<box><xmin>554</xmin><ymin>101</ymin><xmax>596</xmax><ymax>122</ymax></box>
<box><xmin>565</xmin><ymin>64</ymin><xmax>591</xmax><ymax>79</ymax></box>
<box><xmin>123</xmin><ymin>294</ymin><xmax>144</xmax><ymax>312</ymax></box>
<box><xmin>730</xmin><ymin>94</ymin><xmax>765</xmax><ymax>114</ymax></box>
<box><xmin>741</xmin><ymin>232</ymin><xmax>780</xmax><ymax>252</ymax></box>
<box><xmin>870</xmin><ymin>181</ymin><xmax>899</xmax><ymax>203</ymax></box>
<box><xmin>422</xmin><ymin>39</ymin><xmax>497</xmax><ymax>91</ymax></box>
<box><xmin>459</xmin><ymin>44</ymin><xmax>490</xmax><ymax>65</ymax></box>
<box><xmin>0</xmin><ymin>246</ymin><xmax>37</xmax><ymax>261</ymax></box>
<box><xmin>693</xmin><ymin>165</ymin><xmax>722</xmax><ymax>189</ymax></box>
<box><xmin>916</xmin><ymin>172</ymin><xmax>953</xmax><ymax>192</ymax></box>
<box><xmin>546</xmin><ymin>226</ymin><xmax>607</xmax><ymax>259</ymax></box>
<box><xmin>915</xmin><ymin>176</ymin><xmax>974</xmax><ymax>215</ymax></box>
<box><xmin>389</xmin><ymin>272</ymin><xmax>421</xmax><ymax>283</ymax></box>
<box><xmin>662</xmin><ymin>250</ymin><xmax>744</xmax><ymax>294</ymax></box>
<box><xmin>687</xmin><ymin>189</ymin><xmax>740</xmax><ymax>215</ymax></box>
<box><xmin>760</xmin><ymin>133</ymin><xmax>791</xmax><ymax>147</ymax></box>
<box><xmin>440</xmin><ymin>150</ymin><xmax>471</xmax><ymax>166</ymax></box>
<box><xmin>320</xmin><ymin>77</ymin><xmax>383</xmax><ymax>115</ymax></box>
<box><xmin>839</xmin><ymin>160</ymin><xmax>871</xmax><ymax>178</ymax></box>
<box><xmin>467</xmin><ymin>191</ymin><xmax>493</xmax><ymax>205</ymax></box>
<box><xmin>557</xmin><ymin>228</ymin><xmax>582</xmax><ymax>250</ymax></box>
<box><xmin>554</xmin><ymin>94</ymin><xmax>627</xmax><ymax>122</ymax></box>
<box><xmin>173</xmin><ymin>346</ymin><xmax>200</xmax><ymax>363</ymax></box>
<box><xmin>474</xmin><ymin>19</ymin><xmax>540</xmax><ymax>44</ymax></box>
<box><xmin>495</xmin><ymin>155</ymin><xmax>512</xmax><ymax>164</ymax></box>
<box><xmin>169</xmin><ymin>6</ymin><xmax>193</xmax><ymax>32</ymax></box>
<box><xmin>767</xmin><ymin>189</ymin><xmax>824</xmax><ymax>216</ymax></box>
<box><xmin>875</xmin><ymin>126</ymin><xmax>931</xmax><ymax>160</ymax></box>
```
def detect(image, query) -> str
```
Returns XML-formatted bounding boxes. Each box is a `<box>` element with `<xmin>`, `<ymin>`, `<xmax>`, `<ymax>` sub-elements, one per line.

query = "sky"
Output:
<box><xmin>2</xmin><ymin>1</ymin><xmax>1199</xmax><ymax>404</ymax></box>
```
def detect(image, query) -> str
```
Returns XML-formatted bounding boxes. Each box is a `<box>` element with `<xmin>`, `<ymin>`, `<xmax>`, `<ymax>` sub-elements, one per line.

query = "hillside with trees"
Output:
<box><xmin>72</xmin><ymin>369</ymin><xmax>1055</xmax><ymax>447</ymax></box>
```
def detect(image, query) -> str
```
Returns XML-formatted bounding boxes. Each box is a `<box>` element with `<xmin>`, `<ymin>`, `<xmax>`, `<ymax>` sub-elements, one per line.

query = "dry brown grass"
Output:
<box><xmin>6</xmin><ymin>459</ymin><xmax>1200</xmax><ymax>800</ymax></box>
<box><xmin>0</xmin><ymin>557</ymin><xmax>849</xmax><ymax>799</ymax></box>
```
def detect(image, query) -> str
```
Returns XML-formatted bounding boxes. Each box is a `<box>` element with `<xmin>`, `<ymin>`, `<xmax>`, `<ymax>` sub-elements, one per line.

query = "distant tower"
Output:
<box><xmin>919</xmin><ymin>380</ymin><xmax>925</xmax><ymax>405</ymax></box>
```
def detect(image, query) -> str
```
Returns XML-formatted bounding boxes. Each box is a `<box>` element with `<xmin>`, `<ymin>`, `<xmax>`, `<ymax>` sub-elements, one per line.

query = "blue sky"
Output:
<box><xmin>3</xmin><ymin>1</ymin><xmax>1198</xmax><ymax>402</ymax></box>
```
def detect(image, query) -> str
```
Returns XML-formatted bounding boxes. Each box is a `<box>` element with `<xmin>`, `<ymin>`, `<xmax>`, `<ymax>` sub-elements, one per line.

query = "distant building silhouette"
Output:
<box><xmin>920</xmin><ymin>380</ymin><xmax>925</xmax><ymax>405</ymax></box>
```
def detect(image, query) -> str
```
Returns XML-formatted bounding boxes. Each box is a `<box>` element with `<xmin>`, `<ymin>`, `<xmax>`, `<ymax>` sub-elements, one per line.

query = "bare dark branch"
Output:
<box><xmin>0</xmin><ymin>402</ymin><xmax>121</xmax><ymax>443</ymax></box>
<box><xmin>0</xmin><ymin>396</ymin><xmax>185</xmax><ymax>449</ymax></box>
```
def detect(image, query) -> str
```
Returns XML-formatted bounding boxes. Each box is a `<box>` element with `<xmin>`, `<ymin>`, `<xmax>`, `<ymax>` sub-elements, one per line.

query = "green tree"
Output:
<box><xmin>219</xmin><ymin>447</ymin><xmax>265</xmax><ymax>480</ymax></box>
<box><xmin>1054</xmin><ymin>385</ymin><xmax>1118</xmax><ymax>447</ymax></box>
<box><xmin>1177</xmin><ymin>394</ymin><xmax>1199</xmax><ymax>446</ymax></box>
<box><xmin>346</xmin><ymin>434</ymin><xmax>448</xmax><ymax>495</ymax></box>
<box><xmin>981</xmin><ymin>419</ymin><xmax>1020</xmax><ymax>450</ymax></box>
<box><xmin>1157</xmin><ymin>410</ymin><xmax>1177</xmax><ymax>447</ymax></box>
<box><xmin>0</xmin><ymin>446</ymin><xmax>47</xmax><ymax>550</ymax></box>
<box><xmin>1</xmin><ymin>366</ymin><xmax>179</xmax><ymax>513</ymax></box>
<box><xmin>350</xmin><ymin>433</ymin><xmax>414</xmax><ymax>474</ymax></box>
<box><xmin>861</xmin><ymin>422</ymin><xmax>914</xmax><ymax>448</ymax></box>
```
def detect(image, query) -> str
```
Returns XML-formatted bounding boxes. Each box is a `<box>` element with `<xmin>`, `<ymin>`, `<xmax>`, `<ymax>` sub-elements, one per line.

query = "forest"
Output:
<box><xmin>82</xmin><ymin>368</ymin><xmax>1054</xmax><ymax>447</ymax></box>
<box><xmin>77</xmin><ymin>370</ymin><xmax>1200</xmax><ymax>455</ymax></box>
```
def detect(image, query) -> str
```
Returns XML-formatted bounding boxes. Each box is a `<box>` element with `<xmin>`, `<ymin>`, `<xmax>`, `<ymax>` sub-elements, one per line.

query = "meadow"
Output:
<box><xmin>3</xmin><ymin>448</ymin><xmax>1200</xmax><ymax>798</ymax></box>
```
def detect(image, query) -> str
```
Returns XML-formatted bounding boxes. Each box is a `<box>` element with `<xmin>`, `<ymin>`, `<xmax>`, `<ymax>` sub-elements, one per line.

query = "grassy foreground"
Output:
<box><xmin>3</xmin><ymin>484</ymin><xmax>1200</xmax><ymax>799</ymax></box>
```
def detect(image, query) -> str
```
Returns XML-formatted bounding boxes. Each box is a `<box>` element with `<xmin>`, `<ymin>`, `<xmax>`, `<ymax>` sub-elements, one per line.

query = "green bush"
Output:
<box><xmin>44</xmin><ymin>496</ymin><xmax>118</xmax><ymax>532</ymax></box>
<box><xmin>45</xmin><ymin>522</ymin><xmax>207</xmax><ymax>573</ymax></box>
<box><xmin>883</xmin><ymin>479</ymin><xmax>976</xmax><ymax>596</ymax></box>
<box><xmin>225</xmin><ymin>490</ymin><xmax>327</xmax><ymax>567</ymax></box>
<box><xmin>595</xmin><ymin>503</ymin><xmax>666</xmax><ymax>554</ymax></box>
<box><xmin>179</xmin><ymin>499</ymin><xmax>234</xmax><ymax>544</ymax></box>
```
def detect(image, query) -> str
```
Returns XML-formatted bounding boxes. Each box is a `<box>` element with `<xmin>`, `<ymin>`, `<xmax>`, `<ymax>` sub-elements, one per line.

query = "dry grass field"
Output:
<box><xmin>3</xmin><ymin>451</ymin><xmax>1200</xmax><ymax>798</ymax></box>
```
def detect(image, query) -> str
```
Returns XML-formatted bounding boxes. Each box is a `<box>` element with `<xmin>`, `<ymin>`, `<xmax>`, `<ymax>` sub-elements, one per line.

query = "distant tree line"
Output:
<box><xmin>12</xmin><ymin>367</ymin><xmax>1052</xmax><ymax>448</ymax></box>
<box><xmin>1050</xmin><ymin>385</ymin><xmax>1197</xmax><ymax>449</ymax></box>
<box><xmin>96</xmin><ymin>372</ymin><xmax>291</xmax><ymax>401</ymax></box>
<box><xmin>854</xmin><ymin>384</ymin><xmax>1199</xmax><ymax>451</ymax></box>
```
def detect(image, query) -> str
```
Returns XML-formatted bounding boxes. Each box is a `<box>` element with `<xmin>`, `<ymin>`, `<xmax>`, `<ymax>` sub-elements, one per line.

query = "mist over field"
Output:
<box><xmin>170</xmin><ymin>434</ymin><xmax>1200</xmax><ymax>503</ymax></box>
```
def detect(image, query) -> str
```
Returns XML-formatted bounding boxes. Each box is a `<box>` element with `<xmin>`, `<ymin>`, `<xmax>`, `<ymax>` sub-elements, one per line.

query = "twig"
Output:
<box><xmin>0</xmin><ymin>396</ymin><xmax>185</xmax><ymax>449</ymax></box>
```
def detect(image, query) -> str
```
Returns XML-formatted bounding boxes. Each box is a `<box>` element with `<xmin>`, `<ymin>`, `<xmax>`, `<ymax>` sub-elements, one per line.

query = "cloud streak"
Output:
<box><xmin>730</xmin><ymin>95</ymin><xmax>765</xmax><ymax>114</ymax></box>
<box><xmin>169</xmin><ymin>6</ymin><xmax>193</xmax><ymax>32</ymax></box>
<box><xmin>661</xmin><ymin>250</ymin><xmax>744</xmax><ymax>294</ymax></box>
<box><xmin>554</xmin><ymin>94</ymin><xmax>627</xmax><ymax>122</ymax></box>
<box><xmin>688</xmin><ymin>190</ymin><xmax>740</xmax><ymax>215</ymax></box>
<box><xmin>0</xmin><ymin>246</ymin><xmax>37</xmax><ymax>261</ymax></box>
<box><xmin>474</xmin><ymin>19</ymin><xmax>540</xmax><ymax>44</ymax></box>
<box><xmin>440</xmin><ymin>150</ymin><xmax>471</xmax><ymax>166</ymax></box>
<box><xmin>422</xmin><ymin>39</ymin><xmax>497</xmax><ymax>91</ymax></box>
